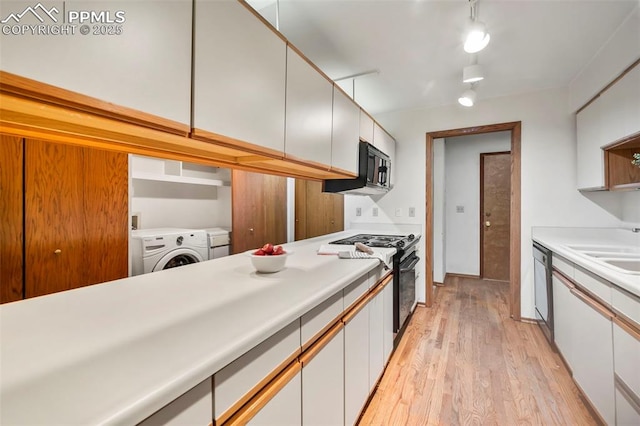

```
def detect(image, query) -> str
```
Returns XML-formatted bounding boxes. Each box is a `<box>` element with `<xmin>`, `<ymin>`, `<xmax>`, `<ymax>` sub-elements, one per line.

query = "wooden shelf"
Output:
<box><xmin>605</xmin><ymin>133</ymin><xmax>640</xmax><ymax>190</ymax></box>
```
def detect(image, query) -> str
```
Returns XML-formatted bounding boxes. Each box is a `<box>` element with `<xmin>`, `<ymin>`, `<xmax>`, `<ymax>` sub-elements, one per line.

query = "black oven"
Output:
<box><xmin>395</xmin><ymin>246</ymin><xmax>419</xmax><ymax>340</ymax></box>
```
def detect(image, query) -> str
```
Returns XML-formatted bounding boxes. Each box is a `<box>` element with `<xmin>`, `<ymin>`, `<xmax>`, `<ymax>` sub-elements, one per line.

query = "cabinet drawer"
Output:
<box><xmin>615</xmin><ymin>377</ymin><xmax>640</xmax><ymax>426</ymax></box>
<box><xmin>613</xmin><ymin>320</ymin><xmax>640</xmax><ymax>398</ymax></box>
<box><xmin>213</xmin><ymin>319</ymin><xmax>300</xmax><ymax>422</ymax></box>
<box><xmin>612</xmin><ymin>287</ymin><xmax>640</xmax><ymax>327</ymax></box>
<box><xmin>301</xmin><ymin>291</ymin><xmax>343</xmax><ymax>350</ymax></box>
<box><xmin>139</xmin><ymin>378</ymin><xmax>212</xmax><ymax>426</ymax></box>
<box><xmin>368</xmin><ymin>264</ymin><xmax>386</xmax><ymax>289</ymax></box>
<box><xmin>343</xmin><ymin>273</ymin><xmax>369</xmax><ymax>311</ymax></box>
<box><xmin>574</xmin><ymin>265</ymin><xmax>611</xmax><ymax>306</ymax></box>
<box><xmin>552</xmin><ymin>254</ymin><xmax>574</xmax><ymax>279</ymax></box>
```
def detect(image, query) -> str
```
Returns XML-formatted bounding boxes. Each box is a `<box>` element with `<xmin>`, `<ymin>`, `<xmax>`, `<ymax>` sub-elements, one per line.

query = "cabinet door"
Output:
<box><xmin>248</xmin><ymin>369</ymin><xmax>302</xmax><ymax>426</ymax></box>
<box><xmin>571</xmin><ymin>289</ymin><xmax>615</xmax><ymax>426</ymax></box>
<box><xmin>294</xmin><ymin>180</ymin><xmax>344</xmax><ymax>240</ymax></box>
<box><xmin>332</xmin><ymin>87</ymin><xmax>360</xmax><ymax>174</ymax></box>
<box><xmin>382</xmin><ymin>279</ymin><xmax>395</xmax><ymax>364</ymax></box>
<box><xmin>285</xmin><ymin>47</ymin><xmax>333</xmax><ymax>167</ymax></box>
<box><xmin>613</xmin><ymin>321</ymin><xmax>640</xmax><ymax>400</ymax></box>
<box><xmin>302</xmin><ymin>327</ymin><xmax>345</xmax><ymax>426</ymax></box>
<box><xmin>615</xmin><ymin>380</ymin><xmax>640</xmax><ymax>426</ymax></box>
<box><xmin>139</xmin><ymin>378</ymin><xmax>212</xmax><ymax>426</ymax></box>
<box><xmin>369</xmin><ymin>289</ymin><xmax>384</xmax><ymax>391</ymax></box>
<box><xmin>344</xmin><ymin>304</ymin><xmax>370</xmax><ymax>426</ymax></box>
<box><xmin>193</xmin><ymin>0</ymin><xmax>286</xmax><ymax>152</ymax></box>
<box><xmin>600</xmin><ymin>64</ymin><xmax>640</xmax><ymax>143</ymax></box>
<box><xmin>83</xmin><ymin>149</ymin><xmax>128</xmax><ymax>286</ymax></box>
<box><xmin>0</xmin><ymin>135</ymin><xmax>23</xmax><ymax>303</ymax></box>
<box><xmin>231</xmin><ymin>170</ymin><xmax>287</xmax><ymax>254</ymax></box>
<box><xmin>552</xmin><ymin>273</ymin><xmax>575</xmax><ymax>369</ymax></box>
<box><xmin>359</xmin><ymin>110</ymin><xmax>374</xmax><ymax>144</ymax></box>
<box><xmin>25</xmin><ymin>140</ymin><xmax>85</xmax><ymax>298</ymax></box>
<box><xmin>0</xmin><ymin>1</ymin><xmax>192</xmax><ymax>126</ymax></box>
<box><xmin>576</xmin><ymin>97</ymin><xmax>606</xmax><ymax>189</ymax></box>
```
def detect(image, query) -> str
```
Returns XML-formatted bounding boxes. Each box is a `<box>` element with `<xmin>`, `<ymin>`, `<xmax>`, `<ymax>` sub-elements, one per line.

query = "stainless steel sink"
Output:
<box><xmin>564</xmin><ymin>244</ymin><xmax>640</xmax><ymax>275</ymax></box>
<box><xmin>567</xmin><ymin>244</ymin><xmax>640</xmax><ymax>254</ymax></box>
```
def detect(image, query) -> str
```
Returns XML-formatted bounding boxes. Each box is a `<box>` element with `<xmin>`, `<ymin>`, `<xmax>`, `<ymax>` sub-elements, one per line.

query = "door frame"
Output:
<box><xmin>479</xmin><ymin>151</ymin><xmax>511</xmax><ymax>280</ymax></box>
<box><xmin>426</xmin><ymin>121</ymin><xmax>521</xmax><ymax>320</ymax></box>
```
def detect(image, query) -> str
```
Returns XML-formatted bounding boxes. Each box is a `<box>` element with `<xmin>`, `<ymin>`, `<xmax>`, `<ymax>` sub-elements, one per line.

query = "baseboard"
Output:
<box><xmin>444</xmin><ymin>272</ymin><xmax>480</xmax><ymax>280</ymax></box>
<box><xmin>433</xmin><ymin>281</ymin><xmax>445</xmax><ymax>287</ymax></box>
<box><xmin>519</xmin><ymin>317</ymin><xmax>537</xmax><ymax>324</ymax></box>
<box><xmin>574</xmin><ymin>380</ymin><xmax>608</xmax><ymax>426</ymax></box>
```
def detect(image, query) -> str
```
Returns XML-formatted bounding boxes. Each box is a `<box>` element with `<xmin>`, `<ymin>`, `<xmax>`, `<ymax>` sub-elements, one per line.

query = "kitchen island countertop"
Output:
<box><xmin>0</xmin><ymin>231</ymin><xmax>397</xmax><ymax>425</ymax></box>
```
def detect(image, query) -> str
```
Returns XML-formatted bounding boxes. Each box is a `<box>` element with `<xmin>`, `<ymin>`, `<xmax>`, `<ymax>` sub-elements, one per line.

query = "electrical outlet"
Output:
<box><xmin>408</xmin><ymin>207</ymin><xmax>415</xmax><ymax>217</ymax></box>
<box><xmin>372</xmin><ymin>207</ymin><xmax>379</xmax><ymax>217</ymax></box>
<box><xmin>356</xmin><ymin>207</ymin><xmax>362</xmax><ymax>217</ymax></box>
<box><xmin>395</xmin><ymin>208</ymin><xmax>403</xmax><ymax>217</ymax></box>
<box><xmin>456</xmin><ymin>205</ymin><xmax>465</xmax><ymax>213</ymax></box>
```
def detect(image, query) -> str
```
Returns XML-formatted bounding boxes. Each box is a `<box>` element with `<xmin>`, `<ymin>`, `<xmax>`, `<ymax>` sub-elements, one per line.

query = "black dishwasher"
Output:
<box><xmin>533</xmin><ymin>242</ymin><xmax>553</xmax><ymax>345</ymax></box>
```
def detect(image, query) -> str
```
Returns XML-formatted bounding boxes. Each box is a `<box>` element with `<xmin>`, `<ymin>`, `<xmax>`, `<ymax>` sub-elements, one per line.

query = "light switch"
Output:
<box><xmin>408</xmin><ymin>207</ymin><xmax>415</xmax><ymax>217</ymax></box>
<box><xmin>456</xmin><ymin>205</ymin><xmax>464</xmax><ymax>213</ymax></box>
<box><xmin>356</xmin><ymin>207</ymin><xmax>362</xmax><ymax>217</ymax></box>
<box><xmin>372</xmin><ymin>207</ymin><xmax>379</xmax><ymax>217</ymax></box>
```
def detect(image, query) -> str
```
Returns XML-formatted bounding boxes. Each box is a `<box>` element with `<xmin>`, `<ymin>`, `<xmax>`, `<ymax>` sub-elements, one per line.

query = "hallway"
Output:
<box><xmin>359</xmin><ymin>276</ymin><xmax>596</xmax><ymax>425</ymax></box>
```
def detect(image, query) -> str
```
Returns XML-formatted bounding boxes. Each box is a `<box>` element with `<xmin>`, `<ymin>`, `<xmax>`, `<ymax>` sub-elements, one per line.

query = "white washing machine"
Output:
<box><xmin>205</xmin><ymin>227</ymin><xmax>231</xmax><ymax>260</ymax></box>
<box><xmin>131</xmin><ymin>228</ymin><xmax>209</xmax><ymax>276</ymax></box>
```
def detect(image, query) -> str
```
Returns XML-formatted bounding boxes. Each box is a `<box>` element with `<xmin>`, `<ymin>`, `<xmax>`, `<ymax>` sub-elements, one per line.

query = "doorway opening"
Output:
<box><xmin>426</xmin><ymin>122</ymin><xmax>522</xmax><ymax>320</ymax></box>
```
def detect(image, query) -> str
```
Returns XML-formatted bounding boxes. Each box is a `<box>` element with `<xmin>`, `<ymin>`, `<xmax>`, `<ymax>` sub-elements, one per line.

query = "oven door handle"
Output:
<box><xmin>400</xmin><ymin>256</ymin><xmax>420</xmax><ymax>272</ymax></box>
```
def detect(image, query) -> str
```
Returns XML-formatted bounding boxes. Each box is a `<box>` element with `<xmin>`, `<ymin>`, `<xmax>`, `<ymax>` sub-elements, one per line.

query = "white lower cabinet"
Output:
<box><xmin>302</xmin><ymin>326</ymin><xmax>345</xmax><ymax>426</ymax></box>
<box><xmin>344</xmin><ymin>303</ymin><xmax>370</xmax><ymax>426</ymax></box>
<box><xmin>138</xmin><ymin>378</ymin><xmax>212</xmax><ymax>426</ymax></box>
<box><xmin>570</xmin><ymin>289</ymin><xmax>615</xmax><ymax>425</ymax></box>
<box><xmin>615</xmin><ymin>379</ymin><xmax>640</xmax><ymax>426</ymax></box>
<box><xmin>248</xmin><ymin>369</ymin><xmax>302</xmax><ymax>426</ymax></box>
<box><xmin>382</xmin><ymin>279</ymin><xmax>394</xmax><ymax>364</ymax></box>
<box><xmin>552</xmin><ymin>273</ymin><xmax>576</xmax><ymax>369</ymax></box>
<box><xmin>369</xmin><ymin>288</ymin><xmax>384</xmax><ymax>392</ymax></box>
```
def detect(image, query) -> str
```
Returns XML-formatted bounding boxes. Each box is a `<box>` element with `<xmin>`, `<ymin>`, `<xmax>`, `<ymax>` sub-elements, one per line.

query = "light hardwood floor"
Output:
<box><xmin>359</xmin><ymin>276</ymin><xmax>597</xmax><ymax>426</ymax></box>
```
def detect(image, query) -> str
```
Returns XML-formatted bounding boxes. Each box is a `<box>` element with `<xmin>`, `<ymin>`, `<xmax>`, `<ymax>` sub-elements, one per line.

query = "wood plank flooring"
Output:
<box><xmin>359</xmin><ymin>276</ymin><xmax>596</xmax><ymax>426</ymax></box>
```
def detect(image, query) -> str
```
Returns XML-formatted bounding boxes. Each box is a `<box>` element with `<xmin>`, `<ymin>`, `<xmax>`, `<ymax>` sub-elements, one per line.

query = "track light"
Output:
<box><xmin>462</xmin><ymin>63</ymin><xmax>484</xmax><ymax>83</ymax></box>
<box><xmin>464</xmin><ymin>1</ymin><xmax>490</xmax><ymax>53</ymax></box>
<box><xmin>458</xmin><ymin>89</ymin><xmax>477</xmax><ymax>107</ymax></box>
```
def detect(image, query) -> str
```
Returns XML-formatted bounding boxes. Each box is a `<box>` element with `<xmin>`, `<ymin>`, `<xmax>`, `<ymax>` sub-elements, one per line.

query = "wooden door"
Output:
<box><xmin>294</xmin><ymin>180</ymin><xmax>344</xmax><ymax>240</ymax></box>
<box><xmin>231</xmin><ymin>170</ymin><xmax>287</xmax><ymax>254</ymax></box>
<box><xmin>481</xmin><ymin>152</ymin><xmax>511</xmax><ymax>281</ymax></box>
<box><xmin>1</xmin><ymin>135</ymin><xmax>24</xmax><ymax>303</ymax></box>
<box><xmin>83</xmin><ymin>149</ymin><xmax>129</xmax><ymax>286</ymax></box>
<box><xmin>25</xmin><ymin>139</ymin><xmax>86</xmax><ymax>297</ymax></box>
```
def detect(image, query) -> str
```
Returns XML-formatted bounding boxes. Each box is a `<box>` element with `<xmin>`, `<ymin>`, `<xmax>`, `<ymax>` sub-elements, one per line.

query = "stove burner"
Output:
<box><xmin>329</xmin><ymin>233</ymin><xmax>415</xmax><ymax>248</ymax></box>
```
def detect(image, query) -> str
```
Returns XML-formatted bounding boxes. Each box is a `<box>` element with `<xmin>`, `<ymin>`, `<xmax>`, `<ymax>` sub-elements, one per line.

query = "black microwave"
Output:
<box><xmin>323</xmin><ymin>142</ymin><xmax>391</xmax><ymax>195</ymax></box>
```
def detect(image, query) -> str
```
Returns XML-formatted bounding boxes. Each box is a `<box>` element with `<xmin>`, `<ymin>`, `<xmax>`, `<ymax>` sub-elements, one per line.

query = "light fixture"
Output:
<box><xmin>464</xmin><ymin>0</ymin><xmax>490</xmax><ymax>53</ymax></box>
<box><xmin>458</xmin><ymin>88</ymin><xmax>477</xmax><ymax>107</ymax></box>
<box><xmin>463</xmin><ymin>63</ymin><xmax>484</xmax><ymax>83</ymax></box>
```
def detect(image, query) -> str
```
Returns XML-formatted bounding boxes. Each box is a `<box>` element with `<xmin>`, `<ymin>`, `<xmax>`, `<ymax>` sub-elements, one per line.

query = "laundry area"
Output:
<box><xmin>129</xmin><ymin>155</ymin><xmax>232</xmax><ymax>276</ymax></box>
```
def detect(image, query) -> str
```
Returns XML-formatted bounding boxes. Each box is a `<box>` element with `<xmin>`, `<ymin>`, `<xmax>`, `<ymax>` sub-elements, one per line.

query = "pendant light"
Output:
<box><xmin>464</xmin><ymin>0</ymin><xmax>490</xmax><ymax>53</ymax></box>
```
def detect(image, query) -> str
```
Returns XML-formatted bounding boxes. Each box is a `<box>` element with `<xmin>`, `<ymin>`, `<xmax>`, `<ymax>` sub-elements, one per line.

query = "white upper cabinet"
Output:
<box><xmin>359</xmin><ymin>110</ymin><xmax>374</xmax><ymax>144</ymax></box>
<box><xmin>285</xmin><ymin>47</ymin><xmax>333</xmax><ymax>167</ymax></box>
<box><xmin>0</xmin><ymin>0</ymin><xmax>192</xmax><ymax>126</ymax></box>
<box><xmin>331</xmin><ymin>87</ymin><xmax>360</xmax><ymax>174</ymax></box>
<box><xmin>576</xmin><ymin>96</ymin><xmax>606</xmax><ymax>190</ymax></box>
<box><xmin>193</xmin><ymin>0</ymin><xmax>286</xmax><ymax>152</ymax></box>
<box><xmin>600</xmin><ymin>64</ymin><xmax>640</xmax><ymax>144</ymax></box>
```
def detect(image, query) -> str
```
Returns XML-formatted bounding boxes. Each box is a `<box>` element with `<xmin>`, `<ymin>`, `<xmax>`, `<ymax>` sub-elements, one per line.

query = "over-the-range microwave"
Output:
<box><xmin>323</xmin><ymin>141</ymin><xmax>391</xmax><ymax>195</ymax></box>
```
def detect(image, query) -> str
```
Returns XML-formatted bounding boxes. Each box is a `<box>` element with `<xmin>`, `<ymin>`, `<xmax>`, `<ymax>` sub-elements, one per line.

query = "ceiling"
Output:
<box><xmin>247</xmin><ymin>0</ymin><xmax>637</xmax><ymax>115</ymax></box>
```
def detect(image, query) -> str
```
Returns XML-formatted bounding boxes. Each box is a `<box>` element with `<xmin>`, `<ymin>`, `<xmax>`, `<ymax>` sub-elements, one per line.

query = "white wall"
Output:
<box><xmin>622</xmin><ymin>191</ymin><xmax>640</xmax><ymax>226</ymax></box>
<box><xmin>364</xmin><ymin>87</ymin><xmax>623</xmax><ymax>317</ymax></box>
<box><xmin>569</xmin><ymin>5</ymin><xmax>640</xmax><ymax>111</ymax></box>
<box><xmin>432</xmin><ymin>139</ymin><xmax>446</xmax><ymax>283</ymax></box>
<box><xmin>444</xmin><ymin>132</ymin><xmax>511</xmax><ymax>276</ymax></box>
<box><xmin>130</xmin><ymin>156</ymin><xmax>232</xmax><ymax>230</ymax></box>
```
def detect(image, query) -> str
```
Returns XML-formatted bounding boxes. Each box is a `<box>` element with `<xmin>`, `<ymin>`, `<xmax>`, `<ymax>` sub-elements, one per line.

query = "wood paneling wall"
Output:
<box><xmin>294</xmin><ymin>180</ymin><xmax>344</xmax><ymax>240</ymax></box>
<box><xmin>1</xmin><ymin>135</ymin><xmax>24</xmax><ymax>303</ymax></box>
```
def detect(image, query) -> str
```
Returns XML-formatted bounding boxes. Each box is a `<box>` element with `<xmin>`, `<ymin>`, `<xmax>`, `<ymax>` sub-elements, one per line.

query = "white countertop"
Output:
<box><xmin>0</xmin><ymin>231</ymin><xmax>398</xmax><ymax>425</ymax></box>
<box><xmin>532</xmin><ymin>227</ymin><xmax>640</xmax><ymax>297</ymax></box>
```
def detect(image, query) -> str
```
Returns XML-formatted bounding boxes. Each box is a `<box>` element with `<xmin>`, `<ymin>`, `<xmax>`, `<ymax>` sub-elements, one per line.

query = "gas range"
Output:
<box><xmin>329</xmin><ymin>233</ymin><xmax>417</xmax><ymax>249</ymax></box>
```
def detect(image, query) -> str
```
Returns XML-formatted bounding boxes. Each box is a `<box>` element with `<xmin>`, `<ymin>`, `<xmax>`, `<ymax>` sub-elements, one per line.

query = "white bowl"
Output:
<box><xmin>246</xmin><ymin>249</ymin><xmax>291</xmax><ymax>273</ymax></box>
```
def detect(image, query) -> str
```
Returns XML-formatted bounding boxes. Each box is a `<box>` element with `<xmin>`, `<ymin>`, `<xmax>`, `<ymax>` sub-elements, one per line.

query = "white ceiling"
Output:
<box><xmin>247</xmin><ymin>0</ymin><xmax>637</xmax><ymax>115</ymax></box>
